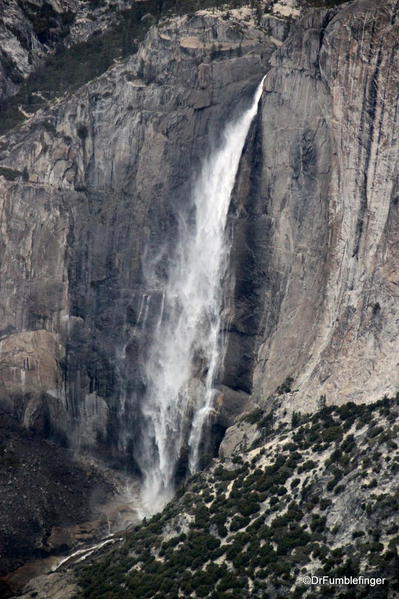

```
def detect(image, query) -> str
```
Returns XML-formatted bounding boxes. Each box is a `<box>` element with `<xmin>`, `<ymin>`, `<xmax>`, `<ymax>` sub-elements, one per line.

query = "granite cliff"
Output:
<box><xmin>230</xmin><ymin>0</ymin><xmax>399</xmax><ymax>412</ymax></box>
<box><xmin>0</xmin><ymin>0</ymin><xmax>282</xmax><ymax>576</ymax></box>
<box><xmin>0</xmin><ymin>0</ymin><xmax>398</xmax><ymax>588</ymax></box>
<box><xmin>0</xmin><ymin>3</ymin><xmax>278</xmax><ymax>462</ymax></box>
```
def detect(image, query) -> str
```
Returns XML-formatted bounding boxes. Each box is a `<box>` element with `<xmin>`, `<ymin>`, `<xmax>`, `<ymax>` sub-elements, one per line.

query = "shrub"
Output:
<box><xmin>299</xmin><ymin>460</ymin><xmax>317</xmax><ymax>473</ymax></box>
<box><xmin>326</xmin><ymin>479</ymin><xmax>337</xmax><ymax>492</ymax></box>
<box><xmin>230</xmin><ymin>515</ymin><xmax>250</xmax><ymax>531</ymax></box>
<box><xmin>276</xmin><ymin>376</ymin><xmax>294</xmax><ymax>395</ymax></box>
<box><xmin>292</xmin><ymin>412</ymin><xmax>301</xmax><ymax>427</ymax></box>
<box><xmin>310</xmin><ymin>515</ymin><xmax>327</xmax><ymax>533</ymax></box>
<box><xmin>237</xmin><ymin>499</ymin><xmax>260</xmax><ymax>517</ymax></box>
<box><xmin>319</xmin><ymin>498</ymin><xmax>331</xmax><ymax>511</ymax></box>
<box><xmin>245</xmin><ymin>409</ymin><xmax>263</xmax><ymax>424</ymax></box>
<box><xmin>0</xmin><ymin>166</ymin><xmax>23</xmax><ymax>181</ymax></box>
<box><xmin>368</xmin><ymin>425</ymin><xmax>384</xmax><ymax>439</ymax></box>
<box><xmin>323</xmin><ymin>425</ymin><xmax>343</xmax><ymax>443</ymax></box>
<box><xmin>214</xmin><ymin>466</ymin><xmax>238</xmax><ymax>481</ymax></box>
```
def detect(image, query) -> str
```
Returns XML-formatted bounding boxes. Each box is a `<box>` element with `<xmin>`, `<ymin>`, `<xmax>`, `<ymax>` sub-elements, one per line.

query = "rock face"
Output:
<box><xmin>0</xmin><ymin>0</ymin><xmax>398</xmax><ymax>463</ymax></box>
<box><xmin>0</xmin><ymin>9</ymin><xmax>277</xmax><ymax>465</ymax></box>
<box><xmin>0</xmin><ymin>0</ymin><xmax>78</xmax><ymax>102</ymax></box>
<box><xmin>0</xmin><ymin>409</ymin><xmax>113</xmax><ymax>578</ymax></box>
<box><xmin>0</xmin><ymin>6</ymin><xmax>284</xmax><ymax>575</ymax></box>
<box><xmin>225</xmin><ymin>0</ymin><xmax>399</xmax><ymax>413</ymax></box>
<box><xmin>0</xmin><ymin>0</ymin><xmax>149</xmax><ymax>103</ymax></box>
<box><xmin>0</xmin><ymin>0</ymin><xmax>399</xmax><ymax>584</ymax></box>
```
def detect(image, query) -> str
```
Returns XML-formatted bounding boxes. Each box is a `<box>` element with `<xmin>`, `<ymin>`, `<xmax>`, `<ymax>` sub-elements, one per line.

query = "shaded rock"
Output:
<box><xmin>0</xmin><ymin>410</ymin><xmax>113</xmax><ymax>576</ymax></box>
<box><xmin>11</xmin><ymin>571</ymin><xmax>77</xmax><ymax>599</ymax></box>
<box><xmin>215</xmin><ymin>385</ymin><xmax>257</xmax><ymax>429</ymax></box>
<box><xmin>218</xmin><ymin>419</ymin><xmax>260</xmax><ymax>458</ymax></box>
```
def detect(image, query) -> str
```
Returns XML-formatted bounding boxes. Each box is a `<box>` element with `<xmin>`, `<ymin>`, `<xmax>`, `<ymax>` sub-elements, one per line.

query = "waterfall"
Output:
<box><xmin>138</xmin><ymin>78</ymin><xmax>265</xmax><ymax>514</ymax></box>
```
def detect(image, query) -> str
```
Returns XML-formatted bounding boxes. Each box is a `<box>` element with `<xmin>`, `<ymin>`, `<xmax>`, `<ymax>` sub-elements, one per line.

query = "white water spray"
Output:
<box><xmin>138</xmin><ymin>78</ymin><xmax>265</xmax><ymax>514</ymax></box>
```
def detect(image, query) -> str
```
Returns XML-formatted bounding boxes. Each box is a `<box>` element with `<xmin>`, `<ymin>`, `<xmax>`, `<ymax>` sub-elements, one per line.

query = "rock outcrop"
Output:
<box><xmin>0</xmin><ymin>0</ymin><xmax>74</xmax><ymax>101</ymax></box>
<box><xmin>0</xmin><ymin>8</ymin><xmax>280</xmax><ymax>461</ymax></box>
<box><xmin>0</xmin><ymin>0</ymin><xmax>152</xmax><ymax>103</ymax></box>
<box><xmin>226</xmin><ymin>0</ymin><xmax>399</xmax><ymax>414</ymax></box>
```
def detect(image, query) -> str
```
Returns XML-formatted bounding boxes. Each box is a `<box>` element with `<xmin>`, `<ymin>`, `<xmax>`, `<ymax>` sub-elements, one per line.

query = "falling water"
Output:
<box><xmin>138</xmin><ymin>78</ymin><xmax>265</xmax><ymax>514</ymax></box>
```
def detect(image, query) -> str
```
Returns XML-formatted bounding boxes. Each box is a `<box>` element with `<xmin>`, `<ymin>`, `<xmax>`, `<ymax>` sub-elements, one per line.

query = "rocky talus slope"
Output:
<box><xmin>24</xmin><ymin>395</ymin><xmax>399</xmax><ymax>599</ymax></box>
<box><xmin>0</xmin><ymin>409</ymin><xmax>113</xmax><ymax>578</ymax></box>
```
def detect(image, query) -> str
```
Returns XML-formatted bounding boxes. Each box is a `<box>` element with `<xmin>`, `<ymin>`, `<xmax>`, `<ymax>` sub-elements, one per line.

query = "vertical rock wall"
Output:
<box><xmin>226</xmin><ymin>0</ymin><xmax>399</xmax><ymax>414</ymax></box>
<box><xmin>1</xmin><ymin>0</ymin><xmax>398</xmax><ymax>468</ymax></box>
<box><xmin>0</xmin><ymin>11</ymin><xmax>277</xmax><ymax>463</ymax></box>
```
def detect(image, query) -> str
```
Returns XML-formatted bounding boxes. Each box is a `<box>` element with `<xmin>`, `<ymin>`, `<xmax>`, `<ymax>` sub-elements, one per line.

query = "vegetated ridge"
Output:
<box><xmin>72</xmin><ymin>395</ymin><xmax>399</xmax><ymax>599</ymax></box>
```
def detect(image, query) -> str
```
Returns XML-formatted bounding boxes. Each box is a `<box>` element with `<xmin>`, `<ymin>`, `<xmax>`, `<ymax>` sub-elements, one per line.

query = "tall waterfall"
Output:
<box><xmin>138</xmin><ymin>78</ymin><xmax>264</xmax><ymax>514</ymax></box>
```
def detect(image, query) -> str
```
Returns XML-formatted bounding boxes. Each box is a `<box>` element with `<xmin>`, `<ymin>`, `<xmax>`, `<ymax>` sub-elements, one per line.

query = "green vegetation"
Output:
<box><xmin>245</xmin><ymin>408</ymin><xmax>263</xmax><ymax>424</ymax></box>
<box><xmin>0</xmin><ymin>0</ymin><xmax>253</xmax><ymax>136</ymax></box>
<box><xmin>0</xmin><ymin>166</ymin><xmax>24</xmax><ymax>181</ymax></box>
<box><xmin>0</xmin><ymin>3</ymin><xmax>150</xmax><ymax>136</ymax></box>
<box><xmin>73</xmin><ymin>394</ymin><xmax>399</xmax><ymax>599</ymax></box>
<box><xmin>276</xmin><ymin>375</ymin><xmax>294</xmax><ymax>395</ymax></box>
<box><xmin>19</xmin><ymin>0</ymin><xmax>75</xmax><ymax>44</ymax></box>
<box><xmin>304</xmin><ymin>0</ymin><xmax>351</xmax><ymax>7</ymax></box>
